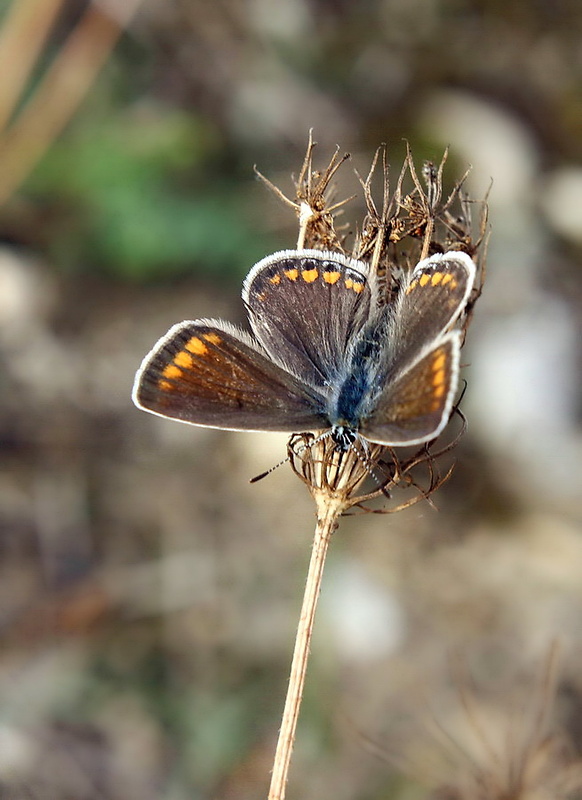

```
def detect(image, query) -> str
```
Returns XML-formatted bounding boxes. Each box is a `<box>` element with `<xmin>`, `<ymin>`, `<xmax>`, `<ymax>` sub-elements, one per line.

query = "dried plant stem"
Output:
<box><xmin>268</xmin><ymin>493</ymin><xmax>343</xmax><ymax>800</ymax></box>
<box><xmin>0</xmin><ymin>0</ymin><xmax>144</xmax><ymax>207</ymax></box>
<box><xmin>0</xmin><ymin>0</ymin><xmax>65</xmax><ymax>133</ymax></box>
<box><xmin>296</xmin><ymin>201</ymin><xmax>315</xmax><ymax>249</ymax></box>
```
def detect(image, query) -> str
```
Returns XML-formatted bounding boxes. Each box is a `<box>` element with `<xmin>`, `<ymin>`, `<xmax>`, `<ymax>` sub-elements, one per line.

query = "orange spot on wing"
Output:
<box><xmin>162</xmin><ymin>364</ymin><xmax>183</xmax><ymax>379</ymax></box>
<box><xmin>323</xmin><ymin>271</ymin><xmax>341</xmax><ymax>284</ymax></box>
<box><xmin>419</xmin><ymin>273</ymin><xmax>431</xmax><ymax>287</ymax></box>
<box><xmin>284</xmin><ymin>268</ymin><xmax>299</xmax><ymax>281</ymax></box>
<box><xmin>406</xmin><ymin>279</ymin><xmax>418</xmax><ymax>294</ymax></box>
<box><xmin>346</xmin><ymin>278</ymin><xmax>364</xmax><ymax>293</ymax></box>
<box><xmin>431</xmin><ymin>272</ymin><xmax>444</xmax><ymax>286</ymax></box>
<box><xmin>174</xmin><ymin>351</ymin><xmax>194</xmax><ymax>368</ymax></box>
<box><xmin>185</xmin><ymin>337</ymin><xmax>208</xmax><ymax>355</ymax></box>
<box><xmin>301</xmin><ymin>268</ymin><xmax>318</xmax><ymax>283</ymax></box>
<box><xmin>203</xmin><ymin>332</ymin><xmax>222</xmax><ymax>345</ymax></box>
<box><xmin>441</xmin><ymin>273</ymin><xmax>453</xmax><ymax>285</ymax></box>
<box><xmin>432</xmin><ymin>368</ymin><xmax>445</xmax><ymax>388</ymax></box>
<box><xmin>269</xmin><ymin>273</ymin><xmax>281</xmax><ymax>285</ymax></box>
<box><xmin>432</xmin><ymin>353</ymin><xmax>446</xmax><ymax>372</ymax></box>
<box><xmin>433</xmin><ymin>384</ymin><xmax>446</xmax><ymax>399</ymax></box>
<box><xmin>158</xmin><ymin>379</ymin><xmax>174</xmax><ymax>391</ymax></box>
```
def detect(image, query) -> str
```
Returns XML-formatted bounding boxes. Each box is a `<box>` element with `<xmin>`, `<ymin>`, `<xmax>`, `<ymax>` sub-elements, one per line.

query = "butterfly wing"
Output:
<box><xmin>388</xmin><ymin>251</ymin><xmax>475</xmax><ymax>373</ymax></box>
<box><xmin>243</xmin><ymin>250</ymin><xmax>374</xmax><ymax>390</ymax></box>
<box><xmin>133</xmin><ymin>320</ymin><xmax>329</xmax><ymax>432</ymax></box>
<box><xmin>360</xmin><ymin>333</ymin><xmax>460</xmax><ymax>445</ymax></box>
<box><xmin>358</xmin><ymin>252</ymin><xmax>474</xmax><ymax>445</ymax></box>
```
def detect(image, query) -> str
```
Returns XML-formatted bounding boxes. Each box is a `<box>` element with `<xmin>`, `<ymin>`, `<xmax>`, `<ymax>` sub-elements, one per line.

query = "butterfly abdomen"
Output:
<box><xmin>331</xmin><ymin>326</ymin><xmax>384</xmax><ymax>428</ymax></box>
<box><xmin>334</xmin><ymin>369</ymin><xmax>371</xmax><ymax>427</ymax></box>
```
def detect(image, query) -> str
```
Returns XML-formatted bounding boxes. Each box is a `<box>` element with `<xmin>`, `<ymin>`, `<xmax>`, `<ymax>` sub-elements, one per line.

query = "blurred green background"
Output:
<box><xmin>2</xmin><ymin>0</ymin><xmax>582</xmax><ymax>798</ymax></box>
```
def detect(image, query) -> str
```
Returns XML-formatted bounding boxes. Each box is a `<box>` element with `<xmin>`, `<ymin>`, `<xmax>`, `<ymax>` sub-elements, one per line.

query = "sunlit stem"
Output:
<box><xmin>267</xmin><ymin>493</ymin><xmax>343</xmax><ymax>800</ymax></box>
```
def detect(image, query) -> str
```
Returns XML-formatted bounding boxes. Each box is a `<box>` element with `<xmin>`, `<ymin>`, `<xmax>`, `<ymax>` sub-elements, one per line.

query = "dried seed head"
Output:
<box><xmin>259</xmin><ymin>135</ymin><xmax>485</xmax><ymax>513</ymax></box>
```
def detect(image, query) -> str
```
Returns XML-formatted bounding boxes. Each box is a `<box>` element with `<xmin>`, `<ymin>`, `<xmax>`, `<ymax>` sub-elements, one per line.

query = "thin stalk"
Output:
<box><xmin>0</xmin><ymin>0</ymin><xmax>144</xmax><ymax>207</ymax></box>
<box><xmin>0</xmin><ymin>0</ymin><xmax>65</xmax><ymax>133</ymax></box>
<box><xmin>296</xmin><ymin>201</ymin><xmax>315</xmax><ymax>249</ymax></box>
<box><xmin>267</xmin><ymin>494</ymin><xmax>343</xmax><ymax>800</ymax></box>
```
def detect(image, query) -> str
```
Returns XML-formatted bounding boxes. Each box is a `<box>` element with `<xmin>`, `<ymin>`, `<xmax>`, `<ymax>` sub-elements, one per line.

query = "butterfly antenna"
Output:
<box><xmin>298</xmin><ymin>430</ymin><xmax>336</xmax><ymax>456</ymax></box>
<box><xmin>249</xmin><ymin>454</ymin><xmax>291</xmax><ymax>483</ymax></box>
<box><xmin>349</xmin><ymin>437</ymin><xmax>393</xmax><ymax>497</ymax></box>
<box><xmin>249</xmin><ymin>430</ymin><xmax>333</xmax><ymax>483</ymax></box>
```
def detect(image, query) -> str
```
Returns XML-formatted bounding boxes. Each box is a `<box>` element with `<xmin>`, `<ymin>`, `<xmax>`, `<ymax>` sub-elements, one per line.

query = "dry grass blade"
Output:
<box><xmin>0</xmin><ymin>0</ymin><xmax>144</xmax><ymax>208</ymax></box>
<box><xmin>359</xmin><ymin>646</ymin><xmax>582</xmax><ymax>800</ymax></box>
<box><xmin>424</xmin><ymin>646</ymin><xmax>582</xmax><ymax>800</ymax></box>
<box><xmin>0</xmin><ymin>0</ymin><xmax>65</xmax><ymax>132</ymax></box>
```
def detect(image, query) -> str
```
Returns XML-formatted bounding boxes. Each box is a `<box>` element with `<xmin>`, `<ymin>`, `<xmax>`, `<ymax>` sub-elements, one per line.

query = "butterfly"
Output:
<box><xmin>132</xmin><ymin>249</ymin><xmax>475</xmax><ymax>450</ymax></box>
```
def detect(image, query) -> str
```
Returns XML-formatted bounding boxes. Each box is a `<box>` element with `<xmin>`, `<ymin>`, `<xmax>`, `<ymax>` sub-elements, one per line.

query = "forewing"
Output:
<box><xmin>389</xmin><ymin>251</ymin><xmax>475</xmax><ymax>371</ymax></box>
<box><xmin>360</xmin><ymin>333</ymin><xmax>460</xmax><ymax>445</ymax></box>
<box><xmin>133</xmin><ymin>320</ymin><xmax>328</xmax><ymax>432</ymax></box>
<box><xmin>243</xmin><ymin>250</ymin><xmax>374</xmax><ymax>390</ymax></box>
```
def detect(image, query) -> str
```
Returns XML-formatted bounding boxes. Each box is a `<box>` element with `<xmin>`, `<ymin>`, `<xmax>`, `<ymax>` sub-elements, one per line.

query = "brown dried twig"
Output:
<box><xmin>0</xmin><ymin>0</ymin><xmax>144</xmax><ymax>208</ymax></box>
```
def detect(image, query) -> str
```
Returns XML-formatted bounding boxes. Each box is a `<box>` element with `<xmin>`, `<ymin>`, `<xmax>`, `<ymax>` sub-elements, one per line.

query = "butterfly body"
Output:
<box><xmin>326</xmin><ymin>319</ymin><xmax>386</xmax><ymax>437</ymax></box>
<box><xmin>133</xmin><ymin>249</ymin><xmax>475</xmax><ymax>448</ymax></box>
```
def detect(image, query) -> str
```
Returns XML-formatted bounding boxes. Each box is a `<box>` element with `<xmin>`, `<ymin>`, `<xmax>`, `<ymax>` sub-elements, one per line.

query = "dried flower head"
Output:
<box><xmin>427</xmin><ymin>648</ymin><xmax>582</xmax><ymax>800</ymax></box>
<box><xmin>257</xmin><ymin>132</ymin><xmax>486</xmax><ymax>515</ymax></box>
<box><xmin>359</xmin><ymin>647</ymin><xmax>582</xmax><ymax>800</ymax></box>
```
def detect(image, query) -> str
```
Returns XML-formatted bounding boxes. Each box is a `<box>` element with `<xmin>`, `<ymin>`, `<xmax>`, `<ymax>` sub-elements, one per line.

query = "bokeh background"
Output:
<box><xmin>2</xmin><ymin>1</ymin><xmax>582</xmax><ymax>798</ymax></box>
